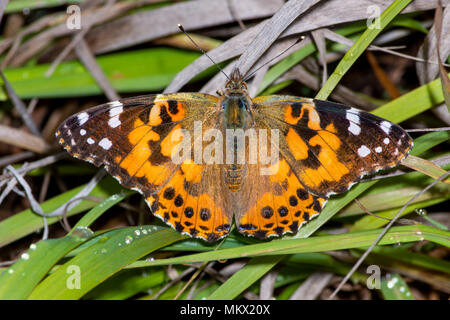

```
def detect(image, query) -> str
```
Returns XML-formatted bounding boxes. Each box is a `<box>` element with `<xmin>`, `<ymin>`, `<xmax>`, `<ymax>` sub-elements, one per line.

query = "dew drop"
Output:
<box><xmin>134</xmin><ymin>230</ymin><xmax>141</xmax><ymax>237</ymax></box>
<box><xmin>415</xmin><ymin>208</ymin><xmax>426</xmax><ymax>216</ymax></box>
<box><xmin>72</xmin><ymin>226</ymin><xmax>94</xmax><ymax>239</ymax></box>
<box><xmin>125</xmin><ymin>235</ymin><xmax>133</xmax><ymax>244</ymax></box>
<box><xmin>21</xmin><ymin>253</ymin><xmax>30</xmax><ymax>260</ymax></box>
<box><xmin>8</xmin><ymin>269</ymin><xmax>14</xmax><ymax>274</ymax></box>
<box><xmin>29</xmin><ymin>244</ymin><xmax>37</xmax><ymax>250</ymax></box>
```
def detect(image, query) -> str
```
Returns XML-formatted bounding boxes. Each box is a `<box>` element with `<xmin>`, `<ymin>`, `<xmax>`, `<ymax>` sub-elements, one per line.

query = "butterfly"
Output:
<box><xmin>56</xmin><ymin>68</ymin><xmax>413</xmax><ymax>241</ymax></box>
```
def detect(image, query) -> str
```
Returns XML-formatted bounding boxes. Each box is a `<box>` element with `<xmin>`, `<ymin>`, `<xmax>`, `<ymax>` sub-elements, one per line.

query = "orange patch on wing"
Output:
<box><xmin>181</xmin><ymin>159</ymin><xmax>203</xmax><ymax>183</ymax></box>
<box><xmin>167</xmin><ymin>102</ymin><xmax>186</xmax><ymax>122</ymax></box>
<box><xmin>286</xmin><ymin>128</ymin><xmax>309</xmax><ymax>160</ymax></box>
<box><xmin>284</xmin><ymin>105</ymin><xmax>302</xmax><ymax>124</ymax></box>
<box><xmin>302</xmin><ymin>128</ymin><xmax>349</xmax><ymax>184</ymax></box>
<box><xmin>137</xmin><ymin>163</ymin><xmax>171</xmax><ymax>186</ymax></box>
<box><xmin>268</xmin><ymin>159</ymin><xmax>290</xmax><ymax>182</ymax></box>
<box><xmin>122</xmin><ymin>127</ymin><xmax>160</xmax><ymax>176</ymax></box>
<box><xmin>160</xmin><ymin>124</ymin><xmax>184</xmax><ymax>158</ymax></box>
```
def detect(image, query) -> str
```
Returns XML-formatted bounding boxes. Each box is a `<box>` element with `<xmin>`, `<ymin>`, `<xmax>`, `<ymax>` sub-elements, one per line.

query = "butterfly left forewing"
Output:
<box><xmin>57</xmin><ymin>93</ymin><xmax>219</xmax><ymax>196</ymax></box>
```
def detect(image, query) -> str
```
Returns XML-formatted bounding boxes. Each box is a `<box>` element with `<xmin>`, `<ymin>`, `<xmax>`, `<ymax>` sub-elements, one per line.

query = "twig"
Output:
<box><xmin>5</xmin><ymin>167</ymin><xmax>106</xmax><ymax>240</ymax></box>
<box><xmin>406</xmin><ymin>127</ymin><xmax>450</xmax><ymax>132</ymax></box>
<box><xmin>45</xmin><ymin>0</ymin><xmax>115</xmax><ymax>77</ymax></box>
<box><xmin>152</xmin><ymin>267</ymin><xmax>197</xmax><ymax>300</ymax></box>
<box><xmin>0</xmin><ymin>0</ymin><xmax>9</xmax><ymax>25</ymax></box>
<box><xmin>0</xmin><ymin>151</ymin><xmax>35</xmax><ymax>168</ymax></box>
<box><xmin>0</xmin><ymin>152</ymin><xmax>67</xmax><ymax>183</ymax></box>
<box><xmin>75</xmin><ymin>38</ymin><xmax>121</xmax><ymax>101</ymax></box>
<box><xmin>0</xmin><ymin>71</ymin><xmax>42</xmax><ymax>137</ymax></box>
<box><xmin>329</xmin><ymin>170</ymin><xmax>450</xmax><ymax>299</ymax></box>
<box><xmin>0</xmin><ymin>125</ymin><xmax>50</xmax><ymax>153</ymax></box>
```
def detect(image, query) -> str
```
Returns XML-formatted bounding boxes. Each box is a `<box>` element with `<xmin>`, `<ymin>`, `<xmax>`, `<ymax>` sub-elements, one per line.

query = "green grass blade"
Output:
<box><xmin>69</xmin><ymin>189</ymin><xmax>135</xmax><ymax>234</ymax></box>
<box><xmin>129</xmin><ymin>225</ymin><xmax>449</xmax><ymax>268</ymax></box>
<box><xmin>0</xmin><ymin>234</ymin><xmax>91</xmax><ymax>299</ymax></box>
<box><xmin>0</xmin><ymin>48</ymin><xmax>201</xmax><ymax>100</ymax></box>
<box><xmin>28</xmin><ymin>227</ymin><xmax>185</xmax><ymax>299</ymax></box>
<box><xmin>316</xmin><ymin>0</ymin><xmax>413</xmax><ymax>100</ymax></box>
<box><xmin>381</xmin><ymin>273</ymin><xmax>414</xmax><ymax>300</ymax></box>
<box><xmin>373</xmin><ymin>75</ymin><xmax>448</xmax><ymax>122</ymax></box>
<box><xmin>83</xmin><ymin>268</ymin><xmax>166</xmax><ymax>300</ymax></box>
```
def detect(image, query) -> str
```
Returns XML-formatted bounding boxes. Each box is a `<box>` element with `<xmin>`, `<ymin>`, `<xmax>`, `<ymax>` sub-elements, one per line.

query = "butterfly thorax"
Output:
<box><xmin>220</xmin><ymin>69</ymin><xmax>252</xmax><ymax>191</ymax></box>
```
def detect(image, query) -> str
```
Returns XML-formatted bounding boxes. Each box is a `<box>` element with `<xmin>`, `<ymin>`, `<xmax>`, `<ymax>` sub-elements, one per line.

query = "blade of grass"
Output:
<box><xmin>381</xmin><ymin>273</ymin><xmax>414</xmax><ymax>300</ymax></box>
<box><xmin>0</xmin><ymin>48</ymin><xmax>202</xmax><ymax>100</ymax></box>
<box><xmin>351</xmin><ymin>197</ymin><xmax>448</xmax><ymax>231</ymax></box>
<box><xmin>83</xmin><ymin>268</ymin><xmax>166</xmax><ymax>300</ymax></box>
<box><xmin>68</xmin><ymin>189</ymin><xmax>135</xmax><ymax>234</ymax></box>
<box><xmin>402</xmin><ymin>155</ymin><xmax>450</xmax><ymax>184</ymax></box>
<box><xmin>28</xmin><ymin>226</ymin><xmax>186</xmax><ymax>299</ymax></box>
<box><xmin>0</xmin><ymin>233</ymin><xmax>92</xmax><ymax>299</ymax></box>
<box><xmin>315</xmin><ymin>0</ymin><xmax>413</xmax><ymax>100</ymax></box>
<box><xmin>129</xmin><ymin>225</ymin><xmax>450</xmax><ymax>268</ymax></box>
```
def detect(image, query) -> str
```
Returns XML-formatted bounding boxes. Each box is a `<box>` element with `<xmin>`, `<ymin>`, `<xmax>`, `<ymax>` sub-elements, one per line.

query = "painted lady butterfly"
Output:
<box><xmin>56</xmin><ymin>68</ymin><xmax>413</xmax><ymax>241</ymax></box>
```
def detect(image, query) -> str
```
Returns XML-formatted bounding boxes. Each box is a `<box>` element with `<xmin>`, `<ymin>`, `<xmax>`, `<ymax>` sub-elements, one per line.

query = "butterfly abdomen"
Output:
<box><xmin>224</xmin><ymin>164</ymin><xmax>245</xmax><ymax>191</ymax></box>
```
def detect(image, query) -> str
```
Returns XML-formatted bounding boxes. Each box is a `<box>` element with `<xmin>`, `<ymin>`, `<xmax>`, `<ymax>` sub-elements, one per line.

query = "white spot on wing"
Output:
<box><xmin>108</xmin><ymin>116</ymin><xmax>121</xmax><ymax>128</ymax></box>
<box><xmin>380</xmin><ymin>121</ymin><xmax>392</xmax><ymax>134</ymax></box>
<box><xmin>346</xmin><ymin>110</ymin><xmax>360</xmax><ymax>124</ymax></box>
<box><xmin>348</xmin><ymin>122</ymin><xmax>361</xmax><ymax>135</ymax></box>
<box><xmin>109</xmin><ymin>101</ymin><xmax>123</xmax><ymax>108</ymax></box>
<box><xmin>77</xmin><ymin>112</ymin><xmax>89</xmax><ymax>125</ymax></box>
<box><xmin>346</xmin><ymin>110</ymin><xmax>361</xmax><ymax>135</ymax></box>
<box><xmin>383</xmin><ymin>138</ymin><xmax>390</xmax><ymax>144</ymax></box>
<box><xmin>357</xmin><ymin>145</ymin><xmax>371</xmax><ymax>157</ymax></box>
<box><xmin>80</xmin><ymin>129</ymin><xmax>86</xmax><ymax>136</ymax></box>
<box><xmin>109</xmin><ymin>105</ymin><xmax>123</xmax><ymax>117</ymax></box>
<box><xmin>375</xmin><ymin>146</ymin><xmax>382</xmax><ymax>153</ymax></box>
<box><xmin>99</xmin><ymin>138</ymin><xmax>112</xmax><ymax>150</ymax></box>
<box><xmin>87</xmin><ymin>137</ymin><xmax>95</xmax><ymax>144</ymax></box>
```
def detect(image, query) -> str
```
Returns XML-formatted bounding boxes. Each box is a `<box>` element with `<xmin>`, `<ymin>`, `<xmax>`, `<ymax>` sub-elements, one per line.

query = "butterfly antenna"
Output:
<box><xmin>178</xmin><ymin>24</ymin><xmax>230</xmax><ymax>81</ymax></box>
<box><xmin>243</xmin><ymin>36</ymin><xmax>305</xmax><ymax>82</ymax></box>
